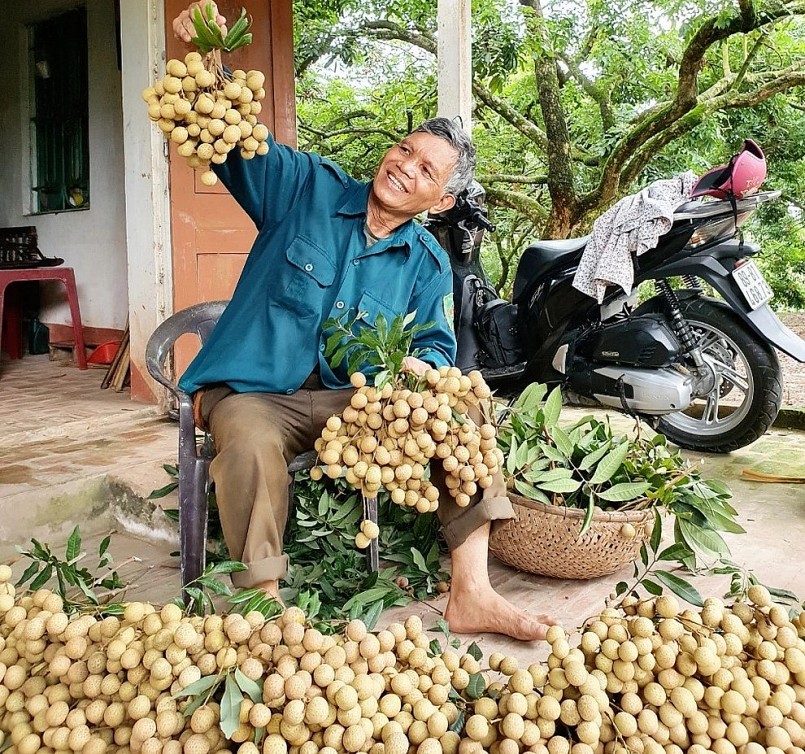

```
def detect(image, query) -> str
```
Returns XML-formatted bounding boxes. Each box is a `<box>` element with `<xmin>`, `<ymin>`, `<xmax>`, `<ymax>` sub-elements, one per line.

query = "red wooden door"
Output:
<box><xmin>165</xmin><ymin>0</ymin><xmax>296</xmax><ymax>375</ymax></box>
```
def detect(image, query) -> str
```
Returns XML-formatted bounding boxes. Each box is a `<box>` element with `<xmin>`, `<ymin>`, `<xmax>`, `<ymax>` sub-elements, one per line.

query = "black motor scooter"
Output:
<box><xmin>425</xmin><ymin>183</ymin><xmax>805</xmax><ymax>453</ymax></box>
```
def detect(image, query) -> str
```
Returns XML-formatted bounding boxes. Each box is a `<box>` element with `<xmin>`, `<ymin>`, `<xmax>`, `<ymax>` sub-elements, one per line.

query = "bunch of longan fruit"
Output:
<box><xmin>143</xmin><ymin>51</ymin><xmax>268</xmax><ymax>187</ymax></box>
<box><xmin>310</xmin><ymin>367</ymin><xmax>503</xmax><ymax>549</ymax></box>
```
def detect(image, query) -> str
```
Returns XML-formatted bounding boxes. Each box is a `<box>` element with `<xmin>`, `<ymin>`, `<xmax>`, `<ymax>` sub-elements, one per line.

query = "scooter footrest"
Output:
<box><xmin>478</xmin><ymin>361</ymin><xmax>527</xmax><ymax>380</ymax></box>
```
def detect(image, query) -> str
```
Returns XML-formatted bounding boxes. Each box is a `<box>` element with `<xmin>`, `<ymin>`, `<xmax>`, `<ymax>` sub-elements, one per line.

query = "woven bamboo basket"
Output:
<box><xmin>488</xmin><ymin>492</ymin><xmax>654</xmax><ymax>579</ymax></box>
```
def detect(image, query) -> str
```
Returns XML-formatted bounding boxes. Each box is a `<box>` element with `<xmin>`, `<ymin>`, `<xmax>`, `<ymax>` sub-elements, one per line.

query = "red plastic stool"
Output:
<box><xmin>0</xmin><ymin>268</ymin><xmax>87</xmax><ymax>369</ymax></box>
<box><xmin>0</xmin><ymin>283</ymin><xmax>23</xmax><ymax>358</ymax></box>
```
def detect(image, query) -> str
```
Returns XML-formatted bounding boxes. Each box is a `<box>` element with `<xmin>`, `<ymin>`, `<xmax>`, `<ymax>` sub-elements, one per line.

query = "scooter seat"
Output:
<box><xmin>513</xmin><ymin>235</ymin><xmax>590</xmax><ymax>301</ymax></box>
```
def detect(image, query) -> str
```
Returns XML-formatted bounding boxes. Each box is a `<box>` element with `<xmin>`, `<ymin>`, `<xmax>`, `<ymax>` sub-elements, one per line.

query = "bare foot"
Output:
<box><xmin>443</xmin><ymin>587</ymin><xmax>557</xmax><ymax>641</ymax></box>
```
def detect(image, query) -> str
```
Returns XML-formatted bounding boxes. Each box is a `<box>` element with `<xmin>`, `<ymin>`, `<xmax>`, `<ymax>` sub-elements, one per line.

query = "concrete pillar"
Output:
<box><xmin>437</xmin><ymin>0</ymin><xmax>473</xmax><ymax>133</ymax></box>
<box><xmin>119</xmin><ymin>0</ymin><xmax>173</xmax><ymax>404</ymax></box>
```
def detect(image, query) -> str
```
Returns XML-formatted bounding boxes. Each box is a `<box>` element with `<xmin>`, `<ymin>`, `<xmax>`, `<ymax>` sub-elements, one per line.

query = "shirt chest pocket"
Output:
<box><xmin>357</xmin><ymin>290</ymin><xmax>402</xmax><ymax>329</ymax></box>
<box><xmin>280</xmin><ymin>237</ymin><xmax>337</xmax><ymax>315</ymax></box>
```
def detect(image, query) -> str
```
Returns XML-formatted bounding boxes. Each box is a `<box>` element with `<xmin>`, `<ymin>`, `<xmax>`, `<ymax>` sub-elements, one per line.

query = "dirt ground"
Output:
<box><xmin>778</xmin><ymin>312</ymin><xmax>805</xmax><ymax>407</ymax></box>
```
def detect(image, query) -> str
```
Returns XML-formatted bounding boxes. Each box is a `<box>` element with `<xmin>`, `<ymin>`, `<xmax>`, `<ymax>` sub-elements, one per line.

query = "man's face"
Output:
<box><xmin>372</xmin><ymin>132</ymin><xmax>458</xmax><ymax>217</ymax></box>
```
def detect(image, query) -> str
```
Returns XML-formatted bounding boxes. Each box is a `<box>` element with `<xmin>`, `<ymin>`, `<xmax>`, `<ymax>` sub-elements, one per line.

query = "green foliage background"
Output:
<box><xmin>291</xmin><ymin>0</ymin><xmax>805</xmax><ymax>307</ymax></box>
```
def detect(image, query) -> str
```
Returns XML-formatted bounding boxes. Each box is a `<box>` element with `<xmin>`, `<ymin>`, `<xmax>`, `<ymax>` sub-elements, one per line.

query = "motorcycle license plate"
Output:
<box><xmin>733</xmin><ymin>260</ymin><xmax>773</xmax><ymax>310</ymax></box>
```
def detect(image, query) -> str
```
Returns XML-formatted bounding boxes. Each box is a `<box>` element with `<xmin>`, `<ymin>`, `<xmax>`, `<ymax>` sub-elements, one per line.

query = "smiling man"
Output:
<box><xmin>172</xmin><ymin>2</ymin><xmax>555</xmax><ymax>642</ymax></box>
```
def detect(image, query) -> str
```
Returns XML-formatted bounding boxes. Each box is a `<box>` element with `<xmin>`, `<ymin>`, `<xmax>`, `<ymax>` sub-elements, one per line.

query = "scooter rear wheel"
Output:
<box><xmin>657</xmin><ymin>298</ymin><xmax>782</xmax><ymax>453</ymax></box>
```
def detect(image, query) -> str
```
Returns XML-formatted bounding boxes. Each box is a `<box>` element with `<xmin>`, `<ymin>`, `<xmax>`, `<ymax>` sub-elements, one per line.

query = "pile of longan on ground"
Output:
<box><xmin>0</xmin><ymin>561</ymin><xmax>802</xmax><ymax>754</ymax></box>
<box><xmin>143</xmin><ymin>51</ymin><xmax>269</xmax><ymax>187</ymax></box>
<box><xmin>310</xmin><ymin>368</ymin><xmax>503</xmax><ymax>549</ymax></box>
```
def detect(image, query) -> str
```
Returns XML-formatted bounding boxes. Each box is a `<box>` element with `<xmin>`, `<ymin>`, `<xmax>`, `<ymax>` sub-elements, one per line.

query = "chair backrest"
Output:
<box><xmin>145</xmin><ymin>300</ymin><xmax>229</xmax><ymax>396</ymax></box>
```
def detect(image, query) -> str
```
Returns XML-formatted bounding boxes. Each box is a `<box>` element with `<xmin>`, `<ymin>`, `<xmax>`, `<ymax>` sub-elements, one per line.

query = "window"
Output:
<box><xmin>29</xmin><ymin>8</ymin><xmax>90</xmax><ymax>214</ymax></box>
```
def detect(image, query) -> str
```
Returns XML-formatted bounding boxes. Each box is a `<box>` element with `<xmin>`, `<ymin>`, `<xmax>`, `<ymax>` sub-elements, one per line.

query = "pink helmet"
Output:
<box><xmin>690</xmin><ymin>139</ymin><xmax>767</xmax><ymax>200</ymax></box>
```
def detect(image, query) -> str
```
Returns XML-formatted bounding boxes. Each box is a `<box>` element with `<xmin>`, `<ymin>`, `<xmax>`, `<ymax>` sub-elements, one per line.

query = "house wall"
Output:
<box><xmin>0</xmin><ymin>0</ymin><xmax>128</xmax><ymax>332</ymax></box>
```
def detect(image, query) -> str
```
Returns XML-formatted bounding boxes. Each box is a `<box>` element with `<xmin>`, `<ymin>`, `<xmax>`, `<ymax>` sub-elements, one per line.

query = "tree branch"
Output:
<box><xmin>471</xmin><ymin>81</ymin><xmax>550</xmax><ymax>152</ymax></box>
<box><xmin>729</xmin><ymin>31</ymin><xmax>768</xmax><ymax>92</ymax></box>
<box><xmin>476</xmin><ymin>173</ymin><xmax>549</xmax><ymax>185</ymax></box>
<box><xmin>357</xmin><ymin>20</ymin><xmax>437</xmax><ymax>55</ymax></box>
<box><xmin>586</xmin><ymin>0</ymin><xmax>805</xmax><ymax>215</ymax></box>
<box><xmin>618</xmin><ymin>65</ymin><xmax>805</xmax><ymax>187</ymax></box>
<box><xmin>559</xmin><ymin>54</ymin><xmax>615</xmax><ymax>131</ymax></box>
<box><xmin>485</xmin><ymin>186</ymin><xmax>549</xmax><ymax>223</ymax></box>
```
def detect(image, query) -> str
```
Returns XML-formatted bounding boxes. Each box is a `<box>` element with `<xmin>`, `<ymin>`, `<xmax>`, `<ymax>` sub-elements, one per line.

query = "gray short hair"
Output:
<box><xmin>412</xmin><ymin>117</ymin><xmax>476</xmax><ymax>197</ymax></box>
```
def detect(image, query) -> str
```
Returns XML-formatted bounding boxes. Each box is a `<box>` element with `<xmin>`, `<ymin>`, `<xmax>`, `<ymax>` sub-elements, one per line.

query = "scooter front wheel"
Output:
<box><xmin>657</xmin><ymin>299</ymin><xmax>782</xmax><ymax>453</ymax></box>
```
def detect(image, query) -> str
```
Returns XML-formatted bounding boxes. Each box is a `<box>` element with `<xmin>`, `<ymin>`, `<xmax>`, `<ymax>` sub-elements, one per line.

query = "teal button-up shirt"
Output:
<box><xmin>178</xmin><ymin>134</ymin><xmax>456</xmax><ymax>396</ymax></box>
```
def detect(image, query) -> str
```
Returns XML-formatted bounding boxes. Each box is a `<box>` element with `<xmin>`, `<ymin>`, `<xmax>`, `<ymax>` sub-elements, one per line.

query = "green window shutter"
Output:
<box><xmin>30</xmin><ymin>8</ymin><xmax>89</xmax><ymax>214</ymax></box>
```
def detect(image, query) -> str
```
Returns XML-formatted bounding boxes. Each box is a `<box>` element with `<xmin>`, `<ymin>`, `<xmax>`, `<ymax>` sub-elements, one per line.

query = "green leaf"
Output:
<box><xmin>642</xmin><ymin>579</ymin><xmax>663</xmax><ymax>596</ymax></box>
<box><xmin>234</xmin><ymin>669</ymin><xmax>264</xmax><ymax>703</ymax></box>
<box><xmin>589</xmin><ymin>442</ymin><xmax>630</xmax><ymax>485</ymax></box>
<box><xmin>615</xmin><ymin>581</ymin><xmax>628</xmax><ymax>596</ymax></box>
<box><xmin>579</xmin><ymin>440</ymin><xmax>612</xmax><ymax>471</ymax></box>
<box><xmin>434</xmin><ymin>618</ymin><xmax>450</xmax><ymax>637</ymax></box>
<box><xmin>466</xmin><ymin>641</ymin><xmax>483</xmax><ymax>661</ymax></box>
<box><xmin>98</xmin><ymin>535</ymin><xmax>111</xmax><ymax>559</ymax></box>
<box><xmin>542</xmin><ymin>386</ymin><xmax>563</xmax><ymax>426</ymax></box>
<box><xmin>596</xmin><ymin>481</ymin><xmax>651</xmax><ymax>502</ymax></box>
<box><xmin>579</xmin><ymin>497</ymin><xmax>595</xmax><ymax>537</ymax></box>
<box><xmin>640</xmin><ymin>543</ymin><xmax>649</xmax><ymax>567</ymax></box>
<box><xmin>182</xmin><ymin>693</ymin><xmax>211</xmax><ymax>718</ymax></box>
<box><xmin>29</xmin><ymin>565</ymin><xmax>54</xmax><ymax>591</ymax></box>
<box><xmin>514</xmin><ymin>439</ymin><xmax>531</xmax><ymax>469</ymax></box>
<box><xmin>342</xmin><ymin>586</ymin><xmax>394</xmax><ymax>611</ymax></box>
<box><xmin>527</xmin><ymin>466</ymin><xmax>572</xmax><ymax>483</ymax></box>
<box><xmin>66</xmin><ymin>527</ymin><xmax>81</xmax><ymax>562</ymax></box>
<box><xmin>220</xmin><ymin>674</ymin><xmax>244</xmax><ymax>739</ymax></box>
<box><xmin>766</xmin><ymin>586</ymin><xmax>800</xmax><ymax>603</ymax></box>
<box><xmin>698</xmin><ymin>507</ymin><xmax>745</xmax><ymax>535</ymax></box>
<box><xmin>506</xmin><ymin>437</ymin><xmax>519</xmax><ymax>475</ymax></box>
<box><xmin>199</xmin><ymin>577</ymin><xmax>232</xmax><ymax>597</ymax></box>
<box><xmin>650</xmin><ymin>509</ymin><xmax>663</xmax><ymax>554</ymax></box>
<box><xmin>16</xmin><ymin>561</ymin><xmax>42</xmax><ymax>587</ymax></box>
<box><xmin>678</xmin><ymin>519</ymin><xmax>729</xmax><ymax>558</ymax></box>
<box><xmin>516</xmin><ymin>382</ymin><xmax>547</xmax><ymax>411</ymax></box>
<box><xmin>704</xmin><ymin>479</ymin><xmax>730</xmax><ymax>496</ymax></box>
<box><xmin>362</xmin><ymin>600</ymin><xmax>384</xmax><ymax>631</ymax></box>
<box><xmin>653</xmin><ymin>570</ymin><xmax>704</xmax><ymax>607</ymax></box>
<box><xmin>410</xmin><ymin>547</ymin><xmax>429</xmax><ymax>574</ymax></box>
<box><xmin>513</xmin><ymin>479</ymin><xmax>551</xmax><ymax>504</ymax></box>
<box><xmin>206</xmin><ymin>560</ymin><xmax>248</xmax><ymax>575</ymax></box>
<box><xmin>148</xmin><ymin>482</ymin><xmax>179</xmax><ymax>499</ymax></box>
<box><xmin>172</xmin><ymin>674</ymin><xmax>219</xmax><ymax>699</ymax></box>
<box><xmin>538</xmin><ymin>479</ymin><xmax>582</xmax><ymax>495</ymax></box>
<box><xmin>657</xmin><ymin>543</ymin><xmax>693</xmax><ymax>562</ymax></box>
<box><xmin>538</xmin><ymin>443</ymin><xmax>567</xmax><ymax>463</ymax></box>
<box><xmin>551</xmin><ymin>425</ymin><xmax>575</xmax><ymax>458</ymax></box>
<box><xmin>449</xmin><ymin>710</ymin><xmax>466</xmax><ymax>734</ymax></box>
<box><xmin>228</xmin><ymin>588</ymin><xmax>265</xmax><ymax>605</ymax></box>
<box><xmin>430</xmin><ymin>638</ymin><xmax>443</xmax><ymax>656</ymax></box>
<box><xmin>465</xmin><ymin>672</ymin><xmax>486</xmax><ymax>700</ymax></box>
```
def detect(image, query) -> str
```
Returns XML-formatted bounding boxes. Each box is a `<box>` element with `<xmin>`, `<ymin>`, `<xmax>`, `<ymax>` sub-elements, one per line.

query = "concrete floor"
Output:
<box><xmin>1</xmin><ymin>354</ymin><xmax>803</xmax><ymax>665</ymax></box>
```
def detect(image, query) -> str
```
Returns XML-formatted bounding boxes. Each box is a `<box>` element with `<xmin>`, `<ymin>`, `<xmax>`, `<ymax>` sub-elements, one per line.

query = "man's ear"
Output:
<box><xmin>429</xmin><ymin>193</ymin><xmax>456</xmax><ymax>215</ymax></box>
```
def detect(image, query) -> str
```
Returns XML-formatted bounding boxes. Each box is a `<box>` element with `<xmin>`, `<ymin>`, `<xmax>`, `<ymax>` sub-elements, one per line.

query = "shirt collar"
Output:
<box><xmin>339</xmin><ymin>182</ymin><xmax>416</xmax><ymax>258</ymax></box>
<box><xmin>336</xmin><ymin>182</ymin><xmax>372</xmax><ymax>217</ymax></box>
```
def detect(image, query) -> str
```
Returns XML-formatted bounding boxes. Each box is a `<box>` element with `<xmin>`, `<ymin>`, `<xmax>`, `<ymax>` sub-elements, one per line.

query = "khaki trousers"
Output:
<box><xmin>202</xmin><ymin>385</ymin><xmax>514</xmax><ymax>589</ymax></box>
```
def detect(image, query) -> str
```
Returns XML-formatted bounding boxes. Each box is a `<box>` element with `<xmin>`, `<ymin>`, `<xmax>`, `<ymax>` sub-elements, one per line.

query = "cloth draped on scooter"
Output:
<box><xmin>573</xmin><ymin>171</ymin><xmax>698</xmax><ymax>302</ymax></box>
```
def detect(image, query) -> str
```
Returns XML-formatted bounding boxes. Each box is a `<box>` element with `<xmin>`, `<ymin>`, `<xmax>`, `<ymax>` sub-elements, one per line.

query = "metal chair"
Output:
<box><xmin>145</xmin><ymin>301</ymin><xmax>378</xmax><ymax>590</ymax></box>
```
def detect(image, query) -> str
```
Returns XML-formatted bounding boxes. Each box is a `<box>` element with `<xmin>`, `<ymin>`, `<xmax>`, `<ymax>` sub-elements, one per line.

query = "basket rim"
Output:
<box><xmin>507</xmin><ymin>491</ymin><xmax>654</xmax><ymax>523</ymax></box>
